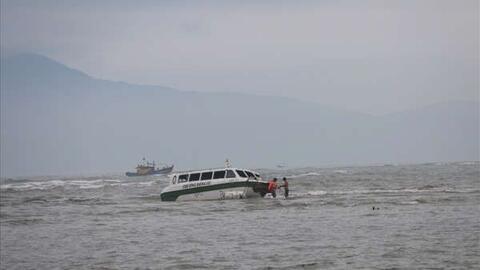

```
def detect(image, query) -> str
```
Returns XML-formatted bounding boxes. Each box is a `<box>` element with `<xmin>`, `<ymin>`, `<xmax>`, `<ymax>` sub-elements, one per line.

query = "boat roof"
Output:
<box><xmin>171</xmin><ymin>167</ymin><xmax>260</xmax><ymax>175</ymax></box>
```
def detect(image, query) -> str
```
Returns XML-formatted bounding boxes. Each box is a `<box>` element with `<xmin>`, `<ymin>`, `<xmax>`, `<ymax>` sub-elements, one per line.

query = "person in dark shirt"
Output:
<box><xmin>280</xmin><ymin>177</ymin><xmax>289</xmax><ymax>198</ymax></box>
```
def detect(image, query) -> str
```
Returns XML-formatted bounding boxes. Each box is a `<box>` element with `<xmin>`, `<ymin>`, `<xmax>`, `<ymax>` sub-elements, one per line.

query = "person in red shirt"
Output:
<box><xmin>279</xmin><ymin>177</ymin><xmax>289</xmax><ymax>198</ymax></box>
<box><xmin>267</xmin><ymin>178</ymin><xmax>278</xmax><ymax>198</ymax></box>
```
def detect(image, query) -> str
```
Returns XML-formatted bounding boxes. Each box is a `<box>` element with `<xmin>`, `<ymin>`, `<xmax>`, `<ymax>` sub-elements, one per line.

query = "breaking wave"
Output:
<box><xmin>287</xmin><ymin>172</ymin><xmax>322</xmax><ymax>178</ymax></box>
<box><xmin>302</xmin><ymin>187</ymin><xmax>479</xmax><ymax>197</ymax></box>
<box><xmin>0</xmin><ymin>178</ymin><xmax>158</xmax><ymax>191</ymax></box>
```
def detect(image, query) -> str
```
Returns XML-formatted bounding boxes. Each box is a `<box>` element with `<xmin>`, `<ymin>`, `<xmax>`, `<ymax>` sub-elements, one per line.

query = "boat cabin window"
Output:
<box><xmin>236</xmin><ymin>170</ymin><xmax>247</xmax><ymax>178</ymax></box>
<box><xmin>254</xmin><ymin>173</ymin><xmax>260</xmax><ymax>178</ymax></box>
<box><xmin>245</xmin><ymin>171</ymin><xmax>255</xmax><ymax>178</ymax></box>
<box><xmin>189</xmin><ymin>173</ymin><xmax>200</xmax><ymax>181</ymax></box>
<box><xmin>178</xmin><ymin>174</ymin><xmax>189</xmax><ymax>183</ymax></box>
<box><xmin>213</xmin><ymin>170</ymin><xmax>226</xmax><ymax>179</ymax></box>
<box><xmin>226</xmin><ymin>170</ymin><xmax>236</xmax><ymax>178</ymax></box>
<box><xmin>201</xmin><ymin>171</ymin><xmax>213</xmax><ymax>180</ymax></box>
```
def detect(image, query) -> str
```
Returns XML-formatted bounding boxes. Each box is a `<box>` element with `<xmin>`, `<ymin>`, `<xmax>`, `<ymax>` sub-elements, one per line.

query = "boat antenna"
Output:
<box><xmin>225</xmin><ymin>158</ymin><xmax>231</xmax><ymax>168</ymax></box>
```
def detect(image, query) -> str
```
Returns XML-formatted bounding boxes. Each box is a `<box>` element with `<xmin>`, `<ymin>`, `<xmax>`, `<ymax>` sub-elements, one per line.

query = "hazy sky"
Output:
<box><xmin>1</xmin><ymin>0</ymin><xmax>478</xmax><ymax>114</ymax></box>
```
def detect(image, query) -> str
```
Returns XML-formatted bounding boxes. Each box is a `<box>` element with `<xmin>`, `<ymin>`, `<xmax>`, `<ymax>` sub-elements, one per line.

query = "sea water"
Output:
<box><xmin>1</xmin><ymin>162</ymin><xmax>479</xmax><ymax>269</ymax></box>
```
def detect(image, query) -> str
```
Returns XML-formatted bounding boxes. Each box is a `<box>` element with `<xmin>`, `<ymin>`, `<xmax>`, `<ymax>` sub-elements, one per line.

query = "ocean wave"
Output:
<box><xmin>444</xmin><ymin>188</ymin><xmax>480</xmax><ymax>193</ymax></box>
<box><xmin>0</xmin><ymin>181</ymin><xmax>65</xmax><ymax>191</ymax></box>
<box><xmin>285</xmin><ymin>169</ymin><xmax>351</xmax><ymax>179</ymax></box>
<box><xmin>0</xmin><ymin>178</ymin><xmax>138</xmax><ymax>191</ymax></box>
<box><xmin>116</xmin><ymin>181</ymin><xmax>157</xmax><ymax>187</ymax></box>
<box><xmin>307</xmin><ymin>190</ymin><xmax>327</xmax><ymax>196</ymax></box>
<box><xmin>287</xmin><ymin>172</ymin><xmax>321</xmax><ymax>178</ymax></box>
<box><xmin>1</xmin><ymin>218</ymin><xmax>44</xmax><ymax>226</ymax></box>
<box><xmin>115</xmin><ymin>207</ymin><xmax>163</xmax><ymax>215</ymax></box>
<box><xmin>301</xmin><ymin>187</ymin><xmax>478</xmax><ymax>197</ymax></box>
<box><xmin>457</xmin><ymin>161</ymin><xmax>479</xmax><ymax>166</ymax></box>
<box><xmin>22</xmin><ymin>196</ymin><xmax>49</xmax><ymax>203</ymax></box>
<box><xmin>396</xmin><ymin>201</ymin><xmax>420</xmax><ymax>205</ymax></box>
<box><xmin>66</xmin><ymin>197</ymin><xmax>115</xmax><ymax>205</ymax></box>
<box><xmin>78</xmin><ymin>184</ymin><xmax>105</xmax><ymax>189</ymax></box>
<box><xmin>134</xmin><ymin>194</ymin><xmax>162</xmax><ymax>201</ymax></box>
<box><xmin>70</xmin><ymin>179</ymin><xmax>120</xmax><ymax>185</ymax></box>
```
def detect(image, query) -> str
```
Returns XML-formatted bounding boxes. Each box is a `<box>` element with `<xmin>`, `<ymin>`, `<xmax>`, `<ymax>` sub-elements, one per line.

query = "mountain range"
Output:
<box><xmin>1</xmin><ymin>53</ymin><xmax>478</xmax><ymax>177</ymax></box>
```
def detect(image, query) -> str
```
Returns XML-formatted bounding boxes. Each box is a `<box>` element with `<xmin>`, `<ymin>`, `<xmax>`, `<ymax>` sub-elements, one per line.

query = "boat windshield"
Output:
<box><xmin>226</xmin><ymin>170</ymin><xmax>236</xmax><ymax>178</ymax></box>
<box><xmin>244</xmin><ymin>171</ymin><xmax>256</xmax><ymax>179</ymax></box>
<box><xmin>236</xmin><ymin>170</ymin><xmax>247</xmax><ymax>178</ymax></box>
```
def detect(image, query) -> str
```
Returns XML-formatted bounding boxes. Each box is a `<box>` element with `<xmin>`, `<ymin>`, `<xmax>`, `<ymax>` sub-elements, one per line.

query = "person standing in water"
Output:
<box><xmin>280</xmin><ymin>177</ymin><xmax>289</xmax><ymax>198</ymax></box>
<box><xmin>267</xmin><ymin>178</ymin><xmax>278</xmax><ymax>198</ymax></box>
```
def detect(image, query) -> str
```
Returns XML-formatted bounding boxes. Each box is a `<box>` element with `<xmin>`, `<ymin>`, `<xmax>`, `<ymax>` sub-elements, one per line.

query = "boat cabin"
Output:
<box><xmin>170</xmin><ymin>168</ymin><xmax>261</xmax><ymax>185</ymax></box>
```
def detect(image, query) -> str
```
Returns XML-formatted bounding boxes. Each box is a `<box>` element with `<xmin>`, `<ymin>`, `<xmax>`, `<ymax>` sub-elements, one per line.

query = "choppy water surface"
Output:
<box><xmin>1</xmin><ymin>162</ymin><xmax>479</xmax><ymax>269</ymax></box>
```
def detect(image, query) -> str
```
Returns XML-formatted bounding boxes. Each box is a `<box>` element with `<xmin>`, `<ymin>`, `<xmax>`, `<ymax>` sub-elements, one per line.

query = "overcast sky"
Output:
<box><xmin>1</xmin><ymin>0</ymin><xmax>478</xmax><ymax>114</ymax></box>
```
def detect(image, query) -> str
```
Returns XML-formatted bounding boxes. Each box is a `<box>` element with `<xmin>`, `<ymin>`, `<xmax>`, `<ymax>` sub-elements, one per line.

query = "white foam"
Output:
<box><xmin>137</xmin><ymin>181</ymin><xmax>156</xmax><ymax>186</ymax></box>
<box><xmin>78</xmin><ymin>184</ymin><xmax>105</xmax><ymax>189</ymax></box>
<box><xmin>1</xmin><ymin>180</ymin><xmax>67</xmax><ymax>190</ymax></box>
<box><xmin>399</xmin><ymin>201</ymin><xmax>419</xmax><ymax>205</ymax></box>
<box><xmin>116</xmin><ymin>181</ymin><xmax>157</xmax><ymax>187</ymax></box>
<box><xmin>458</xmin><ymin>161</ymin><xmax>478</xmax><ymax>165</ymax></box>
<box><xmin>103</xmin><ymin>179</ymin><xmax>122</xmax><ymax>183</ymax></box>
<box><xmin>307</xmin><ymin>190</ymin><xmax>327</xmax><ymax>196</ymax></box>
<box><xmin>304</xmin><ymin>187</ymin><xmax>461</xmax><ymax>197</ymax></box>
<box><xmin>288</xmin><ymin>172</ymin><xmax>321</xmax><ymax>178</ymax></box>
<box><xmin>0</xmin><ymin>178</ymin><xmax>126</xmax><ymax>191</ymax></box>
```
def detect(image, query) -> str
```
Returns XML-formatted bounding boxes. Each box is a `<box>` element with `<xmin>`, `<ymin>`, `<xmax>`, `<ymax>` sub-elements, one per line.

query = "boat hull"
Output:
<box><xmin>161</xmin><ymin>180</ymin><xmax>268</xmax><ymax>201</ymax></box>
<box><xmin>125</xmin><ymin>166</ymin><xmax>174</xmax><ymax>177</ymax></box>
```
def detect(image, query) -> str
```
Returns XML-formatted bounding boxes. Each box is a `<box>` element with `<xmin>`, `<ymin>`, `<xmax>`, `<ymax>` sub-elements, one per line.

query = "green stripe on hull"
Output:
<box><xmin>161</xmin><ymin>181</ymin><xmax>268</xmax><ymax>201</ymax></box>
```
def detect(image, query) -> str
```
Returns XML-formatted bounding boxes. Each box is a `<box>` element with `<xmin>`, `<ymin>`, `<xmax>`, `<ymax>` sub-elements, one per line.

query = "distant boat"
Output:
<box><xmin>126</xmin><ymin>158</ymin><xmax>174</xmax><ymax>177</ymax></box>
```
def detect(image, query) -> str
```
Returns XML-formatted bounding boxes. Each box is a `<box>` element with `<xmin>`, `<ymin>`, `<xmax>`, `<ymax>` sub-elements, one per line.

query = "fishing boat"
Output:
<box><xmin>160</xmin><ymin>166</ymin><xmax>269</xmax><ymax>201</ymax></box>
<box><xmin>125</xmin><ymin>158</ymin><xmax>174</xmax><ymax>177</ymax></box>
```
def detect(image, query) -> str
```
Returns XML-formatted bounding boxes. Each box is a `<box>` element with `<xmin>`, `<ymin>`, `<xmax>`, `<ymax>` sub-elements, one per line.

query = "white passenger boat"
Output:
<box><xmin>160</xmin><ymin>167</ymin><xmax>269</xmax><ymax>201</ymax></box>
